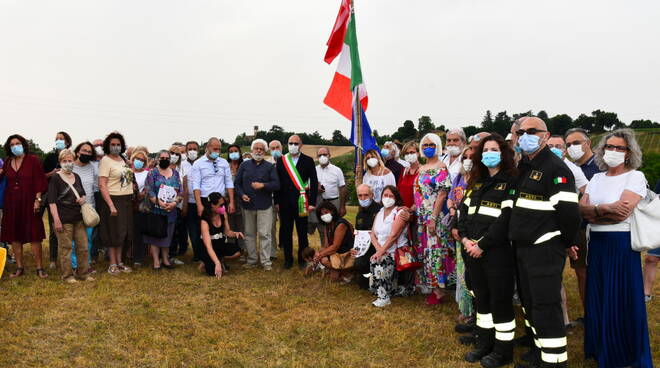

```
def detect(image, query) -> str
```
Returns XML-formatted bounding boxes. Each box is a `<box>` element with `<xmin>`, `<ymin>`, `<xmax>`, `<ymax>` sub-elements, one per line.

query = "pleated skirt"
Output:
<box><xmin>584</xmin><ymin>231</ymin><xmax>653</xmax><ymax>368</ymax></box>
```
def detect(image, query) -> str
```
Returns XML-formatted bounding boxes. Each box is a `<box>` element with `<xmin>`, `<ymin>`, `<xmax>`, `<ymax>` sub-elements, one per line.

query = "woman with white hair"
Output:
<box><xmin>362</xmin><ymin>149</ymin><xmax>396</xmax><ymax>203</ymax></box>
<box><xmin>414</xmin><ymin>133</ymin><xmax>454</xmax><ymax>304</ymax></box>
<box><xmin>579</xmin><ymin>128</ymin><xmax>652</xmax><ymax>368</ymax></box>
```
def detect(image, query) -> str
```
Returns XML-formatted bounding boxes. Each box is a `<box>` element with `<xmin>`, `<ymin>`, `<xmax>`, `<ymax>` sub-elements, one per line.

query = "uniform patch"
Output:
<box><xmin>530</xmin><ymin>170</ymin><xmax>543</xmax><ymax>181</ymax></box>
<box><xmin>495</xmin><ymin>183</ymin><xmax>506</xmax><ymax>191</ymax></box>
<box><xmin>480</xmin><ymin>200</ymin><xmax>501</xmax><ymax>209</ymax></box>
<box><xmin>520</xmin><ymin>192</ymin><xmax>545</xmax><ymax>201</ymax></box>
<box><xmin>509</xmin><ymin>189</ymin><xmax>516</xmax><ymax>196</ymax></box>
<box><xmin>553</xmin><ymin>177</ymin><xmax>567</xmax><ymax>184</ymax></box>
<box><xmin>474</xmin><ymin>183</ymin><xmax>483</xmax><ymax>189</ymax></box>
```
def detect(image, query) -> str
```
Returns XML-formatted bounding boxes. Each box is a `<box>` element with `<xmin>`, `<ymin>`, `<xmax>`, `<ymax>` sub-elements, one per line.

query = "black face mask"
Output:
<box><xmin>158</xmin><ymin>159</ymin><xmax>170</xmax><ymax>169</ymax></box>
<box><xmin>79</xmin><ymin>154</ymin><xmax>93</xmax><ymax>164</ymax></box>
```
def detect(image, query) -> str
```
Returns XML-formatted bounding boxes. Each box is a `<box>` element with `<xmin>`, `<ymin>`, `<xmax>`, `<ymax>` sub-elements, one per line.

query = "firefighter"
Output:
<box><xmin>457</xmin><ymin>133</ymin><xmax>518</xmax><ymax>368</ymax></box>
<box><xmin>509</xmin><ymin>117</ymin><xmax>580</xmax><ymax>368</ymax></box>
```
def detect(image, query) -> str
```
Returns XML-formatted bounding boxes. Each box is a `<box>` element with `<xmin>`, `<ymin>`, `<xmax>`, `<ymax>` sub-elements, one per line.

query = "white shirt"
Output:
<box><xmin>373</xmin><ymin>207</ymin><xmax>409</xmax><ymax>254</ymax></box>
<box><xmin>442</xmin><ymin>154</ymin><xmax>462</xmax><ymax>182</ymax></box>
<box><xmin>396</xmin><ymin>158</ymin><xmax>410</xmax><ymax>168</ymax></box>
<box><xmin>586</xmin><ymin>170</ymin><xmax>647</xmax><ymax>223</ymax></box>
<box><xmin>363</xmin><ymin>170</ymin><xmax>396</xmax><ymax>203</ymax></box>
<box><xmin>181</xmin><ymin>159</ymin><xmax>196</xmax><ymax>203</ymax></box>
<box><xmin>563</xmin><ymin>158</ymin><xmax>589</xmax><ymax>192</ymax></box>
<box><xmin>316</xmin><ymin>163</ymin><xmax>345</xmax><ymax>200</ymax></box>
<box><xmin>134</xmin><ymin>170</ymin><xmax>149</xmax><ymax>193</ymax></box>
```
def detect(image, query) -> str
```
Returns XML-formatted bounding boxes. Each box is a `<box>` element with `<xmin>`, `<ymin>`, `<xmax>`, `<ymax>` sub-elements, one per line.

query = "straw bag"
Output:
<box><xmin>60</xmin><ymin>173</ymin><xmax>100</xmax><ymax>227</ymax></box>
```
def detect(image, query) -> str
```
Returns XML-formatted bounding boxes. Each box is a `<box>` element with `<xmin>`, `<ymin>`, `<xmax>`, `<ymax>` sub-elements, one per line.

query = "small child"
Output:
<box><xmin>302</xmin><ymin>247</ymin><xmax>325</xmax><ymax>277</ymax></box>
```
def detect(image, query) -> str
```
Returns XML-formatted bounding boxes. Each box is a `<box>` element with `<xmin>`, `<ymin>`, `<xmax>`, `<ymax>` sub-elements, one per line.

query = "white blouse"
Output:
<box><xmin>372</xmin><ymin>207</ymin><xmax>409</xmax><ymax>254</ymax></box>
<box><xmin>586</xmin><ymin>170</ymin><xmax>647</xmax><ymax>223</ymax></box>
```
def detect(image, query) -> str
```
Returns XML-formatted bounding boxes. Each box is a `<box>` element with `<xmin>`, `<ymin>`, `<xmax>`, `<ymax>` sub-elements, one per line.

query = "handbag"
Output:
<box><xmin>329</xmin><ymin>251</ymin><xmax>355</xmax><ymax>270</ymax></box>
<box><xmin>630</xmin><ymin>188</ymin><xmax>660</xmax><ymax>251</ymax></box>
<box><xmin>60</xmin><ymin>173</ymin><xmax>100</xmax><ymax>227</ymax></box>
<box><xmin>140</xmin><ymin>212</ymin><xmax>168</xmax><ymax>238</ymax></box>
<box><xmin>395</xmin><ymin>245</ymin><xmax>423</xmax><ymax>271</ymax></box>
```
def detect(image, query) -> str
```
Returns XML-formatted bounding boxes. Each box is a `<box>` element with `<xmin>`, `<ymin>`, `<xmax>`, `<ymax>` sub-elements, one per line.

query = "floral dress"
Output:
<box><xmin>448</xmin><ymin>173</ymin><xmax>473</xmax><ymax>317</ymax></box>
<box><xmin>414</xmin><ymin>167</ymin><xmax>455</xmax><ymax>289</ymax></box>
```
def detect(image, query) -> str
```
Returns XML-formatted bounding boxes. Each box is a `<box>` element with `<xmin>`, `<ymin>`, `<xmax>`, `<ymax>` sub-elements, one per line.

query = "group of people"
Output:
<box><xmin>0</xmin><ymin>120</ymin><xmax>657</xmax><ymax>368</ymax></box>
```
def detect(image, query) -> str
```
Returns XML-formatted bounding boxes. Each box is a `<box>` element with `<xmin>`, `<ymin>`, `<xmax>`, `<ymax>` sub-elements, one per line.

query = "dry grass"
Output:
<box><xmin>0</xmin><ymin>207</ymin><xmax>657</xmax><ymax>368</ymax></box>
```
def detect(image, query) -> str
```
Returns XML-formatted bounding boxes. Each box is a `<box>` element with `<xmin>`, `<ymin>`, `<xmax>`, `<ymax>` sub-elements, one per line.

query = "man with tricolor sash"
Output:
<box><xmin>507</xmin><ymin>117</ymin><xmax>581</xmax><ymax>368</ymax></box>
<box><xmin>274</xmin><ymin>135</ymin><xmax>319</xmax><ymax>270</ymax></box>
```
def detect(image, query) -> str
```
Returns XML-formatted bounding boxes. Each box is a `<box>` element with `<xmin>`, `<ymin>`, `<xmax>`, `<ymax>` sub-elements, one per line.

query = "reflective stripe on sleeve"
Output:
<box><xmin>501</xmin><ymin>199</ymin><xmax>513</xmax><ymax>209</ymax></box>
<box><xmin>494</xmin><ymin>320</ymin><xmax>516</xmax><ymax>331</ymax></box>
<box><xmin>477</xmin><ymin>206</ymin><xmax>501</xmax><ymax>218</ymax></box>
<box><xmin>468</xmin><ymin>206</ymin><xmax>476</xmax><ymax>215</ymax></box>
<box><xmin>495</xmin><ymin>331</ymin><xmax>515</xmax><ymax>341</ymax></box>
<box><xmin>549</xmin><ymin>191</ymin><xmax>579</xmax><ymax>206</ymax></box>
<box><xmin>476</xmin><ymin>313</ymin><xmax>494</xmax><ymax>329</ymax></box>
<box><xmin>515</xmin><ymin>197</ymin><xmax>555</xmax><ymax>211</ymax></box>
<box><xmin>538</xmin><ymin>337</ymin><xmax>567</xmax><ymax>348</ymax></box>
<box><xmin>534</xmin><ymin>230</ymin><xmax>562</xmax><ymax>245</ymax></box>
<box><xmin>464</xmin><ymin>198</ymin><xmax>471</xmax><ymax>207</ymax></box>
<box><xmin>541</xmin><ymin>351</ymin><xmax>568</xmax><ymax>363</ymax></box>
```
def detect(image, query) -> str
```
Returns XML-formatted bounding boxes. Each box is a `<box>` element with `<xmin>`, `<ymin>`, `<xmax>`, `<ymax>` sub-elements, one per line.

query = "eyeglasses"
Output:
<box><xmin>317</xmin><ymin>154</ymin><xmax>328</xmax><ymax>157</ymax></box>
<box><xmin>212</xmin><ymin>160</ymin><xmax>220</xmax><ymax>174</ymax></box>
<box><xmin>288</xmin><ymin>142</ymin><xmax>300</xmax><ymax>146</ymax></box>
<box><xmin>421</xmin><ymin>143</ymin><xmax>436</xmax><ymax>148</ymax></box>
<box><xmin>547</xmin><ymin>144</ymin><xmax>565</xmax><ymax>149</ymax></box>
<box><xmin>565</xmin><ymin>140</ymin><xmax>583</xmax><ymax>147</ymax></box>
<box><xmin>515</xmin><ymin>128</ymin><xmax>546</xmax><ymax>136</ymax></box>
<box><xmin>604</xmin><ymin>144</ymin><xmax>629</xmax><ymax>152</ymax></box>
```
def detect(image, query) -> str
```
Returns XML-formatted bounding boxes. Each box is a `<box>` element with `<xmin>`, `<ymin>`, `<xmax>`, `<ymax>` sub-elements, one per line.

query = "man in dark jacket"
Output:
<box><xmin>275</xmin><ymin>135</ymin><xmax>318</xmax><ymax>269</ymax></box>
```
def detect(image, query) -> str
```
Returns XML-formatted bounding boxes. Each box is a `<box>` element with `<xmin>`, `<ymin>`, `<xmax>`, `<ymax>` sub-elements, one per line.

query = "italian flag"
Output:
<box><xmin>323</xmin><ymin>1</ymin><xmax>368</xmax><ymax>120</ymax></box>
<box><xmin>553</xmin><ymin>177</ymin><xmax>568</xmax><ymax>184</ymax></box>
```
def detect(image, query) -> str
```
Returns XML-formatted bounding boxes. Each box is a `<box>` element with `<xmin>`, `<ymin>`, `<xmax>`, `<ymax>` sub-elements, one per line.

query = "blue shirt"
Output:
<box><xmin>234</xmin><ymin>159</ymin><xmax>280</xmax><ymax>210</ymax></box>
<box><xmin>579</xmin><ymin>154</ymin><xmax>601</xmax><ymax>181</ymax></box>
<box><xmin>190</xmin><ymin>155</ymin><xmax>234</xmax><ymax>198</ymax></box>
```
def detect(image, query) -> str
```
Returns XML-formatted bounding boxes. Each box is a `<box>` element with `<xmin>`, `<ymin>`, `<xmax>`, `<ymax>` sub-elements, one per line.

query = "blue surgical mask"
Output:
<box><xmin>550</xmin><ymin>147</ymin><xmax>563</xmax><ymax>159</ymax></box>
<box><xmin>55</xmin><ymin>140</ymin><xmax>66</xmax><ymax>150</ymax></box>
<box><xmin>11</xmin><ymin>144</ymin><xmax>24</xmax><ymax>156</ymax></box>
<box><xmin>423</xmin><ymin>147</ymin><xmax>436</xmax><ymax>158</ymax></box>
<box><xmin>518</xmin><ymin>133</ymin><xmax>541</xmax><ymax>154</ymax></box>
<box><xmin>209</xmin><ymin>152</ymin><xmax>219</xmax><ymax>160</ymax></box>
<box><xmin>133</xmin><ymin>159</ymin><xmax>145</xmax><ymax>169</ymax></box>
<box><xmin>271</xmin><ymin>150</ymin><xmax>282</xmax><ymax>159</ymax></box>
<box><xmin>514</xmin><ymin>144</ymin><xmax>522</xmax><ymax>154</ymax></box>
<box><xmin>358</xmin><ymin>198</ymin><xmax>373</xmax><ymax>208</ymax></box>
<box><xmin>229</xmin><ymin>152</ymin><xmax>240</xmax><ymax>161</ymax></box>
<box><xmin>481</xmin><ymin>151</ymin><xmax>501</xmax><ymax>168</ymax></box>
<box><xmin>380</xmin><ymin>148</ymin><xmax>390</xmax><ymax>158</ymax></box>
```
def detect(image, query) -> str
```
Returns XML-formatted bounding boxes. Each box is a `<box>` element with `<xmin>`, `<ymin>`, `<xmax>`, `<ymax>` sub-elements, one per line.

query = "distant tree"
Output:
<box><xmin>591</xmin><ymin>110</ymin><xmax>623</xmax><ymax>132</ymax></box>
<box><xmin>331</xmin><ymin>129</ymin><xmax>351</xmax><ymax>145</ymax></box>
<box><xmin>574</xmin><ymin>114</ymin><xmax>595</xmax><ymax>132</ymax></box>
<box><xmin>481</xmin><ymin>110</ymin><xmax>494</xmax><ymax>131</ymax></box>
<box><xmin>372</xmin><ymin>129</ymin><xmax>390</xmax><ymax>146</ymax></box>
<box><xmin>512</xmin><ymin>111</ymin><xmax>533</xmax><ymax>121</ymax></box>
<box><xmin>630</xmin><ymin>119</ymin><xmax>660</xmax><ymax>129</ymax></box>
<box><xmin>549</xmin><ymin>114</ymin><xmax>574</xmax><ymax>135</ymax></box>
<box><xmin>462</xmin><ymin>125</ymin><xmax>480</xmax><ymax>139</ymax></box>
<box><xmin>417</xmin><ymin>116</ymin><xmax>435</xmax><ymax>136</ymax></box>
<box><xmin>391</xmin><ymin>120</ymin><xmax>418</xmax><ymax>142</ymax></box>
<box><xmin>492</xmin><ymin>111</ymin><xmax>512</xmax><ymax>137</ymax></box>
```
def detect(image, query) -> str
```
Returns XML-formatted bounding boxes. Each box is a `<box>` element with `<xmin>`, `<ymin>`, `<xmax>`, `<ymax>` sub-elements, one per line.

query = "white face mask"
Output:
<box><xmin>462</xmin><ymin>159</ymin><xmax>473</xmax><ymax>172</ymax></box>
<box><xmin>447</xmin><ymin>146</ymin><xmax>461</xmax><ymax>157</ymax></box>
<box><xmin>366</xmin><ymin>157</ymin><xmax>379</xmax><ymax>168</ymax></box>
<box><xmin>288</xmin><ymin>144</ymin><xmax>299</xmax><ymax>155</ymax></box>
<box><xmin>318</xmin><ymin>155</ymin><xmax>329</xmax><ymax>165</ymax></box>
<box><xmin>180</xmin><ymin>153</ymin><xmax>187</xmax><ymax>162</ymax></box>
<box><xmin>567</xmin><ymin>144</ymin><xmax>585</xmax><ymax>161</ymax></box>
<box><xmin>603</xmin><ymin>150</ymin><xmax>626</xmax><ymax>168</ymax></box>
<box><xmin>382</xmin><ymin>197</ymin><xmax>395</xmax><ymax>208</ymax></box>
<box><xmin>94</xmin><ymin>146</ymin><xmax>104</xmax><ymax>156</ymax></box>
<box><xmin>61</xmin><ymin>162</ymin><xmax>74</xmax><ymax>173</ymax></box>
<box><xmin>170</xmin><ymin>154</ymin><xmax>180</xmax><ymax>164</ymax></box>
<box><xmin>320</xmin><ymin>213</ymin><xmax>333</xmax><ymax>223</ymax></box>
<box><xmin>187</xmin><ymin>150</ymin><xmax>198</xmax><ymax>161</ymax></box>
<box><xmin>404</xmin><ymin>153</ymin><xmax>418</xmax><ymax>163</ymax></box>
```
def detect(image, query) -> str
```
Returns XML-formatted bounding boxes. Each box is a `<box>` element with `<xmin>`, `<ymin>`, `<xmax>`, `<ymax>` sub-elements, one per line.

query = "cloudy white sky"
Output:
<box><xmin>1</xmin><ymin>0</ymin><xmax>659</xmax><ymax>152</ymax></box>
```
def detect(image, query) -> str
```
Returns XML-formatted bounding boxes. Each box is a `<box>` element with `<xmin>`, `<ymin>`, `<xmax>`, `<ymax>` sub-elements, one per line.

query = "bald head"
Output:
<box><xmin>269</xmin><ymin>140</ymin><xmax>282</xmax><ymax>151</ymax></box>
<box><xmin>520</xmin><ymin>117</ymin><xmax>548</xmax><ymax>132</ymax></box>
<box><xmin>469</xmin><ymin>132</ymin><xmax>491</xmax><ymax>151</ymax></box>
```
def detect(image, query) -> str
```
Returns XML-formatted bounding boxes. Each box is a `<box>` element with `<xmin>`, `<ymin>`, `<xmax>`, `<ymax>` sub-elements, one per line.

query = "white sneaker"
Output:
<box><xmin>242</xmin><ymin>263</ymin><xmax>257</xmax><ymax>269</ymax></box>
<box><xmin>263</xmin><ymin>264</ymin><xmax>272</xmax><ymax>271</ymax></box>
<box><xmin>171</xmin><ymin>258</ymin><xmax>185</xmax><ymax>265</ymax></box>
<box><xmin>372</xmin><ymin>298</ymin><xmax>391</xmax><ymax>308</ymax></box>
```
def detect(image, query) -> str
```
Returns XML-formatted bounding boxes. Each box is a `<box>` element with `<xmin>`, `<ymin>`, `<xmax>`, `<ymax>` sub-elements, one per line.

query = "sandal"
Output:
<box><xmin>36</xmin><ymin>268</ymin><xmax>48</xmax><ymax>279</ymax></box>
<box><xmin>108</xmin><ymin>264</ymin><xmax>121</xmax><ymax>275</ymax></box>
<box><xmin>10</xmin><ymin>267</ymin><xmax>24</xmax><ymax>279</ymax></box>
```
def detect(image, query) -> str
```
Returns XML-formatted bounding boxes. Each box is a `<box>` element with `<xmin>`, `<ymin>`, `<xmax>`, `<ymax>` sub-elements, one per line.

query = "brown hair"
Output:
<box><xmin>467</xmin><ymin>133</ymin><xmax>517</xmax><ymax>189</ymax></box>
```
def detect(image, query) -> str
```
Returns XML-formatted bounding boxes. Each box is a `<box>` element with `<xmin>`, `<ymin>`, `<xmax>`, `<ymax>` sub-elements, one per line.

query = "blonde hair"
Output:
<box><xmin>363</xmin><ymin>149</ymin><xmax>385</xmax><ymax>170</ymax></box>
<box><xmin>131</xmin><ymin>150</ymin><xmax>148</xmax><ymax>162</ymax></box>
<box><xmin>401</xmin><ymin>141</ymin><xmax>419</xmax><ymax>155</ymax></box>
<box><xmin>419</xmin><ymin>133</ymin><xmax>443</xmax><ymax>157</ymax></box>
<box><xmin>58</xmin><ymin>148</ymin><xmax>75</xmax><ymax>162</ymax></box>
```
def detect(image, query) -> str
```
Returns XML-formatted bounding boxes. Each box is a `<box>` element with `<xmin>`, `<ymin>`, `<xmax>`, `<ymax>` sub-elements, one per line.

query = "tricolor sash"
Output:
<box><xmin>282</xmin><ymin>153</ymin><xmax>310</xmax><ymax>217</ymax></box>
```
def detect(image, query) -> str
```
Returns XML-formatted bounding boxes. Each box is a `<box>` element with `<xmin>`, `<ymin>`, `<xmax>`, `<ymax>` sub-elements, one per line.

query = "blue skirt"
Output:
<box><xmin>584</xmin><ymin>231</ymin><xmax>653</xmax><ymax>368</ymax></box>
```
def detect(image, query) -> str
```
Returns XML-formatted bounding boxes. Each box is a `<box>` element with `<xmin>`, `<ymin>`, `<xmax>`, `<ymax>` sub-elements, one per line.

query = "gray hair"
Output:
<box><xmin>594</xmin><ymin>128</ymin><xmax>642</xmax><ymax>170</ymax></box>
<box><xmin>446</xmin><ymin>128</ymin><xmax>467</xmax><ymax>143</ymax></box>
<box><xmin>419</xmin><ymin>133</ymin><xmax>443</xmax><ymax>156</ymax></box>
<box><xmin>564</xmin><ymin>127</ymin><xmax>590</xmax><ymax>142</ymax></box>
<box><xmin>251</xmin><ymin>139</ymin><xmax>268</xmax><ymax>151</ymax></box>
<box><xmin>383</xmin><ymin>141</ymin><xmax>400</xmax><ymax>157</ymax></box>
<box><xmin>158</xmin><ymin>149</ymin><xmax>171</xmax><ymax>158</ymax></box>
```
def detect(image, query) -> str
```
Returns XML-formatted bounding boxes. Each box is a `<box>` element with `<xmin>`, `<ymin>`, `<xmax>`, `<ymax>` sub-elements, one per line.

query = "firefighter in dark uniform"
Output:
<box><xmin>509</xmin><ymin>117</ymin><xmax>580</xmax><ymax>368</ymax></box>
<box><xmin>457</xmin><ymin>134</ymin><xmax>518</xmax><ymax>368</ymax></box>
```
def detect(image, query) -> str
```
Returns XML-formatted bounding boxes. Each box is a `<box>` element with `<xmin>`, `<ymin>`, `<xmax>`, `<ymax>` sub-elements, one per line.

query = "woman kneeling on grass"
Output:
<box><xmin>198</xmin><ymin>192</ymin><xmax>244</xmax><ymax>279</ymax></box>
<box><xmin>368</xmin><ymin>185</ymin><xmax>410</xmax><ymax>308</ymax></box>
<box><xmin>310</xmin><ymin>201</ymin><xmax>354</xmax><ymax>282</ymax></box>
<box><xmin>48</xmin><ymin>149</ymin><xmax>94</xmax><ymax>283</ymax></box>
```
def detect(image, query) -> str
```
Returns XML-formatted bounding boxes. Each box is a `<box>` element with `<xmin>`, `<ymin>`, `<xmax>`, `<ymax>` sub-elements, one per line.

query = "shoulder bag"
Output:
<box><xmin>630</xmin><ymin>188</ymin><xmax>660</xmax><ymax>251</ymax></box>
<box><xmin>59</xmin><ymin>173</ymin><xmax>100</xmax><ymax>228</ymax></box>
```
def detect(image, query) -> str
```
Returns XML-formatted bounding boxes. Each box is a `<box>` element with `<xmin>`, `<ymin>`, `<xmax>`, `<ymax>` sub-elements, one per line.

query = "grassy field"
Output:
<box><xmin>0</xmin><ymin>207</ymin><xmax>658</xmax><ymax>368</ymax></box>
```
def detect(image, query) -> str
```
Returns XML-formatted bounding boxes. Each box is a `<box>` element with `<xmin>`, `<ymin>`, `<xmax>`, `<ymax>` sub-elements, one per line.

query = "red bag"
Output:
<box><xmin>395</xmin><ymin>245</ymin><xmax>422</xmax><ymax>271</ymax></box>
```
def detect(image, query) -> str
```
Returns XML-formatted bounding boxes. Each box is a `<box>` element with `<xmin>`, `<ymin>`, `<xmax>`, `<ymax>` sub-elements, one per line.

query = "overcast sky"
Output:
<box><xmin>1</xmin><ymin>0</ymin><xmax>659</xmax><ymax>152</ymax></box>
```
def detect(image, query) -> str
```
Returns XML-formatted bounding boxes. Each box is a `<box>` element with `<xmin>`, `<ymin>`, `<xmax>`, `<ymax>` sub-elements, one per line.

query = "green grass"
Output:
<box><xmin>0</xmin><ymin>207</ymin><xmax>658</xmax><ymax>367</ymax></box>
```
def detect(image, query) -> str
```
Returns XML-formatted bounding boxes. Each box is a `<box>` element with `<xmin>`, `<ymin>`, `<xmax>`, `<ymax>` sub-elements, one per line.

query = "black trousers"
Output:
<box><xmin>278</xmin><ymin>210</ymin><xmax>308</xmax><ymax>265</ymax></box>
<box><xmin>169</xmin><ymin>208</ymin><xmax>188</xmax><ymax>258</ymax></box>
<box><xmin>187</xmin><ymin>202</ymin><xmax>203</xmax><ymax>262</ymax></box>
<box><xmin>515</xmin><ymin>240</ymin><xmax>567</xmax><ymax>366</ymax></box>
<box><xmin>355</xmin><ymin>245</ymin><xmax>376</xmax><ymax>290</ymax></box>
<box><xmin>465</xmin><ymin>245</ymin><xmax>516</xmax><ymax>357</ymax></box>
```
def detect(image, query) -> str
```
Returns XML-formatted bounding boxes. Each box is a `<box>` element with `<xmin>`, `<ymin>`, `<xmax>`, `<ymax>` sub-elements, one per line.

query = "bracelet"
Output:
<box><xmin>594</xmin><ymin>204</ymin><xmax>600</xmax><ymax>217</ymax></box>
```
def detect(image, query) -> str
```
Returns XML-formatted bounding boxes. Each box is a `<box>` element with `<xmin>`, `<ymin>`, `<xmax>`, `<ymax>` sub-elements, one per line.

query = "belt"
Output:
<box><xmin>588</xmin><ymin>223</ymin><xmax>630</xmax><ymax>232</ymax></box>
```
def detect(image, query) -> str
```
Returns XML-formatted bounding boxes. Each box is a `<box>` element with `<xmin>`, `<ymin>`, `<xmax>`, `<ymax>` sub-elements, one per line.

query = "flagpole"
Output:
<box><xmin>351</xmin><ymin>0</ymin><xmax>364</xmax><ymax>186</ymax></box>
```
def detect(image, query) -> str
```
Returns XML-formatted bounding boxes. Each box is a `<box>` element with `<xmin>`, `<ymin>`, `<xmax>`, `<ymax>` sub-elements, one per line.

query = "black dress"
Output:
<box><xmin>200</xmin><ymin>218</ymin><xmax>240</xmax><ymax>276</ymax></box>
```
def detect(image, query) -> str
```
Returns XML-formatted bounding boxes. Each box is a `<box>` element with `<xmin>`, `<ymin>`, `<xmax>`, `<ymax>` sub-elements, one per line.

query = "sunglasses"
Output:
<box><xmin>604</xmin><ymin>144</ymin><xmax>629</xmax><ymax>152</ymax></box>
<box><xmin>421</xmin><ymin>143</ymin><xmax>436</xmax><ymax>148</ymax></box>
<box><xmin>515</xmin><ymin>128</ymin><xmax>546</xmax><ymax>136</ymax></box>
<box><xmin>288</xmin><ymin>142</ymin><xmax>300</xmax><ymax>146</ymax></box>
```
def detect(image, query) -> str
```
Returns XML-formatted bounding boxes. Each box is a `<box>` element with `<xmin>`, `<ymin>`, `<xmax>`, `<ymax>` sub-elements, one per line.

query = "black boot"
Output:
<box><xmin>459</xmin><ymin>333</ymin><xmax>477</xmax><ymax>346</ymax></box>
<box><xmin>514</xmin><ymin>327</ymin><xmax>534</xmax><ymax>347</ymax></box>
<box><xmin>465</xmin><ymin>328</ymin><xmax>494</xmax><ymax>363</ymax></box>
<box><xmin>521</xmin><ymin>347</ymin><xmax>540</xmax><ymax>363</ymax></box>
<box><xmin>480</xmin><ymin>340</ymin><xmax>513</xmax><ymax>368</ymax></box>
<box><xmin>455</xmin><ymin>318</ymin><xmax>476</xmax><ymax>334</ymax></box>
